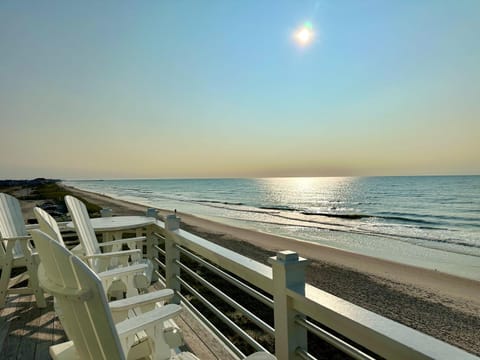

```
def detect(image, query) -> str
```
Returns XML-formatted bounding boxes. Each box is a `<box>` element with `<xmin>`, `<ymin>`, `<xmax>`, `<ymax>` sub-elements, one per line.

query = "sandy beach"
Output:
<box><xmin>43</xmin><ymin>184</ymin><xmax>480</xmax><ymax>355</ymax></box>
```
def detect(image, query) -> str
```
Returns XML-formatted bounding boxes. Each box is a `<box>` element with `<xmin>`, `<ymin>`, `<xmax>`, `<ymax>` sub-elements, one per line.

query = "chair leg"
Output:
<box><xmin>27</xmin><ymin>256</ymin><xmax>47</xmax><ymax>308</ymax></box>
<box><xmin>0</xmin><ymin>259</ymin><xmax>13</xmax><ymax>308</ymax></box>
<box><xmin>27</xmin><ymin>256</ymin><xmax>46</xmax><ymax>308</ymax></box>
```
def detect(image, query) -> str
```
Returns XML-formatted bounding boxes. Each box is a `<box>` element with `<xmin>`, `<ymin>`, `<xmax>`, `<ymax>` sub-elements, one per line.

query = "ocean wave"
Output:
<box><xmin>427</xmin><ymin>237</ymin><xmax>480</xmax><ymax>249</ymax></box>
<box><xmin>300</xmin><ymin>211</ymin><xmax>443</xmax><ymax>226</ymax></box>
<box><xmin>191</xmin><ymin>201</ymin><xmax>278</xmax><ymax>215</ymax></box>
<box><xmin>259</xmin><ymin>205</ymin><xmax>298</xmax><ymax>212</ymax></box>
<box><xmin>195</xmin><ymin>199</ymin><xmax>245</xmax><ymax>206</ymax></box>
<box><xmin>236</xmin><ymin>215</ymin><xmax>480</xmax><ymax>252</ymax></box>
<box><xmin>464</xmin><ymin>208</ymin><xmax>480</xmax><ymax>214</ymax></box>
<box><xmin>235</xmin><ymin>214</ymin><xmax>480</xmax><ymax>250</ymax></box>
<box><xmin>416</xmin><ymin>225</ymin><xmax>452</xmax><ymax>231</ymax></box>
<box><xmin>271</xmin><ymin>213</ymin><xmax>351</xmax><ymax>228</ymax></box>
<box><xmin>379</xmin><ymin>211</ymin><xmax>479</xmax><ymax>224</ymax></box>
<box><xmin>375</xmin><ymin>215</ymin><xmax>441</xmax><ymax>225</ymax></box>
<box><xmin>301</xmin><ymin>212</ymin><xmax>372</xmax><ymax>220</ymax></box>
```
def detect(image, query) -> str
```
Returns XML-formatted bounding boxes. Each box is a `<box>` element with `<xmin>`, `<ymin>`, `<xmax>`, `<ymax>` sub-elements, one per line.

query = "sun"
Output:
<box><xmin>293</xmin><ymin>22</ymin><xmax>315</xmax><ymax>47</ymax></box>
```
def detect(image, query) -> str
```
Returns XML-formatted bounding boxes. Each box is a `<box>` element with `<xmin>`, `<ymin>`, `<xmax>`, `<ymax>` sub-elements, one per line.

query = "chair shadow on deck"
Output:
<box><xmin>0</xmin><ymin>293</ymin><xmax>67</xmax><ymax>360</ymax></box>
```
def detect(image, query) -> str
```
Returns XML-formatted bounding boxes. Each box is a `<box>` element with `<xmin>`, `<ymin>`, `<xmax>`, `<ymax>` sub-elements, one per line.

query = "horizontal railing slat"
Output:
<box><xmin>152</xmin><ymin>223</ymin><xmax>273</xmax><ymax>293</ymax></box>
<box><xmin>176</xmin><ymin>259</ymin><xmax>275</xmax><ymax>336</ymax></box>
<box><xmin>177</xmin><ymin>291</ymin><xmax>246</xmax><ymax>359</ymax></box>
<box><xmin>295</xmin><ymin>316</ymin><xmax>374</xmax><ymax>360</ymax></box>
<box><xmin>178</xmin><ymin>245</ymin><xmax>274</xmax><ymax>308</ymax></box>
<box><xmin>288</xmin><ymin>285</ymin><xmax>478</xmax><ymax>360</ymax></box>
<box><xmin>177</xmin><ymin>275</ymin><xmax>269</xmax><ymax>354</ymax></box>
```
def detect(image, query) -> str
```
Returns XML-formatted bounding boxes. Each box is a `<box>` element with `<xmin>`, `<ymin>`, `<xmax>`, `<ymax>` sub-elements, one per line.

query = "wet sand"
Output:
<box><xmin>58</xmin><ymin>184</ymin><xmax>480</xmax><ymax>355</ymax></box>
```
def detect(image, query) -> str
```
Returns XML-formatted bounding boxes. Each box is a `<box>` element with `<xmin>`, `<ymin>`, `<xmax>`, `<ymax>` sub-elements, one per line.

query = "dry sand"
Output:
<box><xmin>60</xmin><ymin>184</ymin><xmax>480</xmax><ymax>355</ymax></box>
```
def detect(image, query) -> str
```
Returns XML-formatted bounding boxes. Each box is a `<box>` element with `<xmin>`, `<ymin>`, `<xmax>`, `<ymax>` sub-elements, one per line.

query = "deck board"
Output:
<box><xmin>0</xmin><ymin>294</ymin><xmax>67</xmax><ymax>359</ymax></box>
<box><xmin>34</xmin><ymin>299</ymin><xmax>55</xmax><ymax>360</ymax></box>
<box><xmin>16</xmin><ymin>295</ymin><xmax>40</xmax><ymax>359</ymax></box>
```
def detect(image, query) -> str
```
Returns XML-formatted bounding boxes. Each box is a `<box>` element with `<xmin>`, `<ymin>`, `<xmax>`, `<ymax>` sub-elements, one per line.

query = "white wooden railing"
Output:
<box><xmin>144</xmin><ymin>214</ymin><xmax>478</xmax><ymax>360</ymax></box>
<box><xmin>47</xmin><ymin>214</ymin><xmax>478</xmax><ymax>360</ymax></box>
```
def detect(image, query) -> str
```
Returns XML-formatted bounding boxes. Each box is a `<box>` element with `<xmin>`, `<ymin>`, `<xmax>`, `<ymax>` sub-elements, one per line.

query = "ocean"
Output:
<box><xmin>64</xmin><ymin>176</ymin><xmax>480</xmax><ymax>280</ymax></box>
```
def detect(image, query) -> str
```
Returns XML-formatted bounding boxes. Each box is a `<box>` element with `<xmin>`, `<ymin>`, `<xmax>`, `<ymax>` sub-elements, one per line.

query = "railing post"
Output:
<box><xmin>145</xmin><ymin>224</ymin><xmax>158</xmax><ymax>280</ymax></box>
<box><xmin>165</xmin><ymin>214</ymin><xmax>181</xmax><ymax>304</ymax></box>
<box><xmin>145</xmin><ymin>208</ymin><xmax>159</xmax><ymax>279</ymax></box>
<box><xmin>269</xmin><ymin>250</ymin><xmax>309</xmax><ymax>360</ymax></box>
<box><xmin>146</xmin><ymin>208</ymin><xmax>158</xmax><ymax>218</ymax></box>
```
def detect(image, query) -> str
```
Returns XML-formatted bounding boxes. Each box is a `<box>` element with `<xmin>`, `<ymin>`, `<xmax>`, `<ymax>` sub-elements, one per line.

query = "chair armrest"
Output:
<box><xmin>98</xmin><ymin>236</ymin><xmax>147</xmax><ymax>248</ymax></box>
<box><xmin>84</xmin><ymin>249</ymin><xmax>142</xmax><ymax>260</ymax></box>
<box><xmin>109</xmin><ymin>288</ymin><xmax>174</xmax><ymax>312</ymax></box>
<box><xmin>116</xmin><ymin>304</ymin><xmax>182</xmax><ymax>338</ymax></box>
<box><xmin>97</xmin><ymin>263</ymin><xmax>148</xmax><ymax>281</ymax></box>
<box><xmin>70</xmin><ymin>244</ymin><xmax>84</xmax><ymax>257</ymax></box>
<box><xmin>2</xmin><ymin>235</ymin><xmax>31</xmax><ymax>241</ymax></box>
<box><xmin>2</xmin><ymin>235</ymin><xmax>34</xmax><ymax>255</ymax></box>
<box><xmin>85</xmin><ymin>249</ymin><xmax>143</xmax><ymax>273</ymax></box>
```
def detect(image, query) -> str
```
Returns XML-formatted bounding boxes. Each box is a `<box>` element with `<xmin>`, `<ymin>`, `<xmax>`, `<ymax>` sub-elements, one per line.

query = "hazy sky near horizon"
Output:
<box><xmin>1</xmin><ymin>1</ymin><xmax>479</xmax><ymax>179</ymax></box>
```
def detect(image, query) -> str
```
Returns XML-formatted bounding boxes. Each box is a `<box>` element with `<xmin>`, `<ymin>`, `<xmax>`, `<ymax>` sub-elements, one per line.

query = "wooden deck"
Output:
<box><xmin>0</xmin><ymin>294</ymin><xmax>66</xmax><ymax>359</ymax></box>
<box><xmin>0</xmin><ymin>290</ymin><xmax>235</xmax><ymax>360</ymax></box>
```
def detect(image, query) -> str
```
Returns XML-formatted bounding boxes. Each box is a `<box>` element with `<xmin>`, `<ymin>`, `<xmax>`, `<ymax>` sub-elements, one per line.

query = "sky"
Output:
<box><xmin>0</xmin><ymin>1</ymin><xmax>479</xmax><ymax>179</ymax></box>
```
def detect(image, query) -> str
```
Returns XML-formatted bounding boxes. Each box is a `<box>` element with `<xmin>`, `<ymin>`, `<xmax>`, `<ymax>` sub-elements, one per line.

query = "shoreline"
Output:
<box><xmin>58</xmin><ymin>183</ymin><xmax>480</xmax><ymax>354</ymax></box>
<box><xmin>61</xmin><ymin>183</ymin><xmax>480</xmax><ymax>310</ymax></box>
<box><xmin>61</xmin><ymin>180</ymin><xmax>480</xmax><ymax>282</ymax></box>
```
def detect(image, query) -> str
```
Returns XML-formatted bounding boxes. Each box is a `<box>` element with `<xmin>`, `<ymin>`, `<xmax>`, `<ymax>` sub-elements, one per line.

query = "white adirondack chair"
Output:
<box><xmin>31</xmin><ymin>229</ymin><xmax>196</xmax><ymax>360</ymax></box>
<box><xmin>34</xmin><ymin>208</ymin><xmax>184</xmax><ymax>345</ymax></box>
<box><xmin>64</xmin><ymin>195</ymin><xmax>153</xmax><ymax>292</ymax></box>
<box><xmin>0</xmin><ymin>193</ymin><xmax>46</xmax><ymax>308</ymax></box>
<box><xmin>34</xmin><ymin>206</ymin><xmax>157</xmax><ymax>299</ymax></box>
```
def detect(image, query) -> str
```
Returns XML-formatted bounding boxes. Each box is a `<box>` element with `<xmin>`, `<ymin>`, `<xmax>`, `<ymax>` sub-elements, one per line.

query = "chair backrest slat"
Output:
<box><xmin>34</xmin><ymin>207</ymin><xmax>65</xmax><ymax>246</ymax></box>
<box><xmin>65</xmin><ymin>195</ymin><xmax>101</xmax><ymax>256</ymax></box>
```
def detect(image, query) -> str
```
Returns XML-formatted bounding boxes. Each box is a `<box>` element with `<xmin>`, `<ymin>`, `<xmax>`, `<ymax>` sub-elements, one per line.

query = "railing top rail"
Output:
<box><xmin>288</xmin><ymin>285</ymin><xmax>477</xmax><ymax>360</ymax></box>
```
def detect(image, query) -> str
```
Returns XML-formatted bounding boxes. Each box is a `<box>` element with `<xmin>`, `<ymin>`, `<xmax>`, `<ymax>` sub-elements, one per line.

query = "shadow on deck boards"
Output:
<box><xmin>0</xmin><ymin>294</ymin><xmax>66</xmax><ymax>360</ymax></box>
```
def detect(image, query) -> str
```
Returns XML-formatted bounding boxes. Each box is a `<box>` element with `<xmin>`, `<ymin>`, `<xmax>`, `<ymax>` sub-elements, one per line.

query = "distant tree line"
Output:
<box><xmin>0</xmin><ymin>178</ymin><xmax>60</xmax><ymax>187</ymax></box>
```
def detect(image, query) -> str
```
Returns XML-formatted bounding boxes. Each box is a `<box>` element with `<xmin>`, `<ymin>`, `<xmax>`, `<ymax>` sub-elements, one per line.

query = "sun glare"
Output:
<box><xmin>294</xmin><ymin>21</ymin><xmax>314</xmax><ymax>47</ymax></box>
